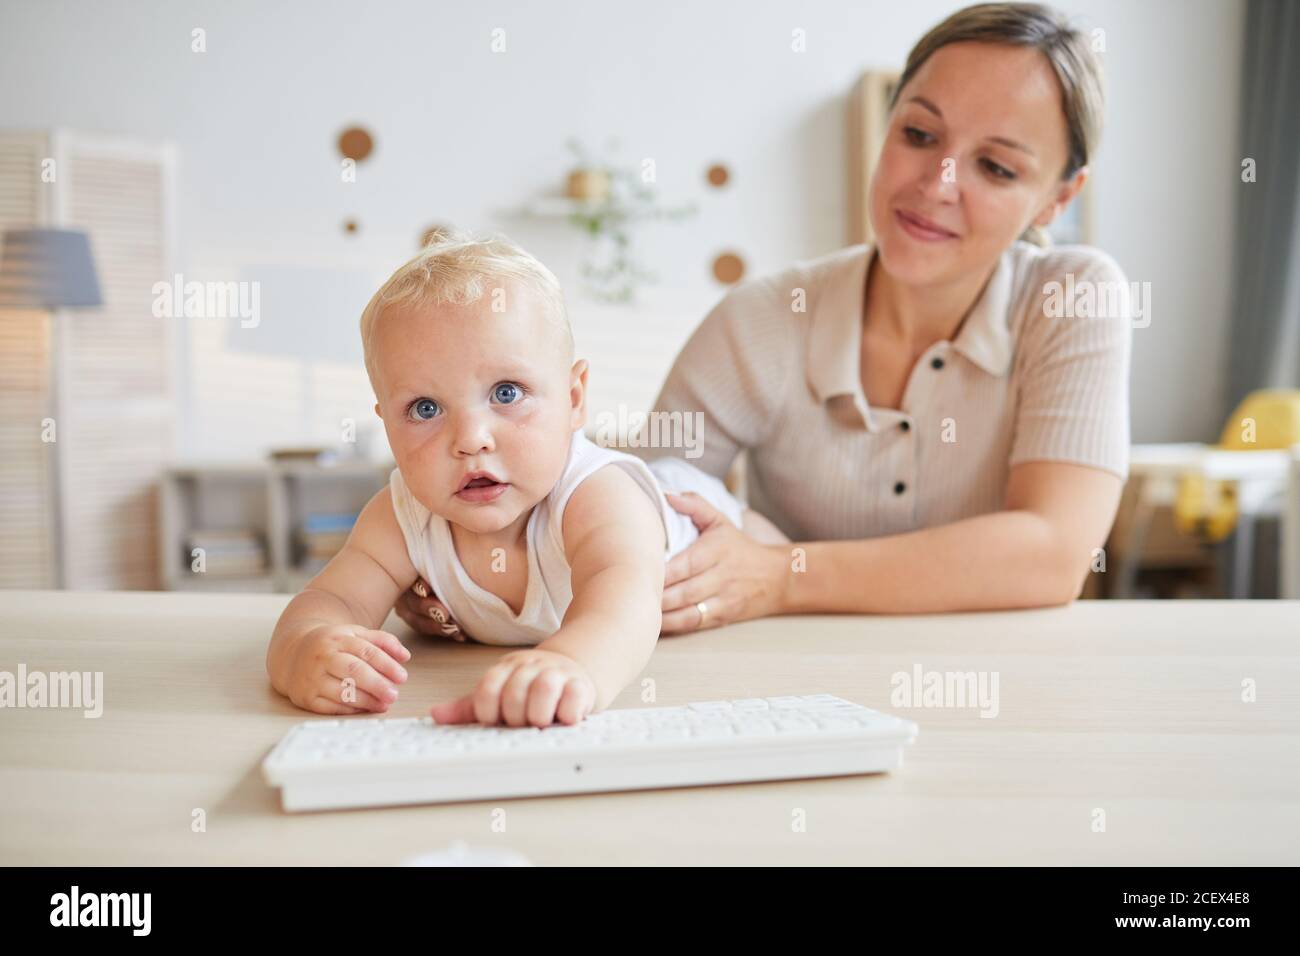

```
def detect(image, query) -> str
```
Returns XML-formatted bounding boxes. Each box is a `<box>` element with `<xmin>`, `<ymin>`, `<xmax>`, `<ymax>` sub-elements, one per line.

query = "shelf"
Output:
<box><xmin>519</xmin><ymin>197</ymin><xmax>611</xmax><ymax>218</ymax></box>
<box><xmin>159</xmin><ymin>459</ymin><xmax>389</xmax><ymax>593</ymax></box>
<box><xmin>169</xmin><ymin>573</ymin><xmax>277</xmax><ymax>593</ymax></box>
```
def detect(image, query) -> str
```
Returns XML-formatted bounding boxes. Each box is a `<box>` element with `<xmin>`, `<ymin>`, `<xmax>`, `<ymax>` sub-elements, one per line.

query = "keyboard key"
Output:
<box><xmin>766</xmin><ymin>696</ymin><xmax>807</xmax><ymax>709</ymax></box>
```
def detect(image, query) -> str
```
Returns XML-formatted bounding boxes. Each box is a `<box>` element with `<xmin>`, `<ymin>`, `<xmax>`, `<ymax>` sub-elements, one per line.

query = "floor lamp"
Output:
<box><xmin>0</xmin><ymin>228</ymin><xmax>103</xmax><ymax>588</ymax></box>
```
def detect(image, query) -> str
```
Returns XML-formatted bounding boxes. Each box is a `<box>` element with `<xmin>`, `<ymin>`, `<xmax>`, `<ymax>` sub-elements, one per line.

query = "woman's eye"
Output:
<box><xmin>983</xmin><ymin>160</ymin><xmax>1016</xmax><ymax>180</ymax></box>
<box><xmin>408</xmin><ymin>398</ymin><xmax>440</xmax><ymax>421</ymax></box>
<box><xmin>902</xmin><ymin>126</ymin><xmax>1015</xmax><ymax>181</ymax></box>
<box><xmin>491</xmin><ymin>382</ymin><xmax>523</xmax><ymax>405</ymax></box>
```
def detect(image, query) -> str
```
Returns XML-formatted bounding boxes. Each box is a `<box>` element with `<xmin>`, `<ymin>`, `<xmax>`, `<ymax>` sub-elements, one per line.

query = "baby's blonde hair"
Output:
<box><xmin>360</xmin><ymin>228</ymin><xmax>573</xmax><ymax>393</ymax></box>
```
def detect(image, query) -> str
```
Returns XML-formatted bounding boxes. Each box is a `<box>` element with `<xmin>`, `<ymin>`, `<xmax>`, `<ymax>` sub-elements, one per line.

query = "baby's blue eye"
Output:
<box><xmin>492</xmin><ymin>382</ymin><xmax>522</xmax><ymax>404</ymax></box>
<box><xmin>409</xmin><ymin>398</ymin><xmax>439</xmax><ymax>421</ymax></box>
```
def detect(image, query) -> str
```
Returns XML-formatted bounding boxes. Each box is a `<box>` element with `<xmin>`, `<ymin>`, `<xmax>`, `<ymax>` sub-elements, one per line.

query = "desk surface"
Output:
<box><xmin>1</xmin><ymin>591</ymin><xmax>1297</xmax><ymax>865</ymax></box>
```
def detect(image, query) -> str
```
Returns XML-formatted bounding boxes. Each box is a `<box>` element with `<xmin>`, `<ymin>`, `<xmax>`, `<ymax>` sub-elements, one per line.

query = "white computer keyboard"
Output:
<box><xmin>262</xmin><ymin>694</ymin><xmax>919</xmax><ymax>811</ymax></box>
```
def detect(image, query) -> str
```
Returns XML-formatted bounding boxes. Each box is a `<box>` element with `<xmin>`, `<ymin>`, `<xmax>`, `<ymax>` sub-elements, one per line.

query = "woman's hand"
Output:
<box><xmin>660</xmin><ymin>492</ymin><xmax>790</xmax><ymax>634</ymax></box>
<box><xmin>394</xmin><ymin>578</ymin><xmax>466</xmax><ymax>642</ymax></box>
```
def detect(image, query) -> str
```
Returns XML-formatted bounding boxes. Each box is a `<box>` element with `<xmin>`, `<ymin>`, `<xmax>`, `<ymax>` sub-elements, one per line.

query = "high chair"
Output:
<box><xmin>1174</xmin><ymin>391</ymin><xmax>1300</xmax><ymax>541</ymax></box>
<box><xmin>1114</xmin><ymin>392</ymin><xmax>1300</xmax><ymax>599</ymax></box>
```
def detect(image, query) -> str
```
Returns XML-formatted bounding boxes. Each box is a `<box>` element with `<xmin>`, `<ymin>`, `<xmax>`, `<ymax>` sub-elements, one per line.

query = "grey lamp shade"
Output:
<box><xmin>0</xmin><ymin>228</ymin><xmax>102</xmax><ymax>309</ymax></box>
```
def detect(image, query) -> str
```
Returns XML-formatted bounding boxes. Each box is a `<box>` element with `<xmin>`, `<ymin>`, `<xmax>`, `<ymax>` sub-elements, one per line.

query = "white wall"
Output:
<box><xmin>0</xmin><ymin>0</ymin><xmax>1244</xmax><ymax>454</ymax></box>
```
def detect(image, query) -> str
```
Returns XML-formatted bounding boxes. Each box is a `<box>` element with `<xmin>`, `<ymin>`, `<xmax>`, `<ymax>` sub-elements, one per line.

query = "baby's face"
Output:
<box><xmin>372</xmin><ymin>285</ymin><xmax>586</xmax><ymax>537</ymax></box>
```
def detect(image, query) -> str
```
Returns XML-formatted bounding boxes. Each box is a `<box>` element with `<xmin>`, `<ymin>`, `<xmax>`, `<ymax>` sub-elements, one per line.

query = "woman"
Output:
<box><xmin>399</xmin><ymin>1</ymin><xmax>1132</xmax><ymax>640</ymax></box>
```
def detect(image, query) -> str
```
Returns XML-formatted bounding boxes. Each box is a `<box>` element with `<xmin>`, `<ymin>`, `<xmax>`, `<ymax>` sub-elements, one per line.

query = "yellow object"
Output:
<box><xmin>1174</xmin><ymin>390</ymin><xmax>1300</xmax><ymax>541</ymax></box>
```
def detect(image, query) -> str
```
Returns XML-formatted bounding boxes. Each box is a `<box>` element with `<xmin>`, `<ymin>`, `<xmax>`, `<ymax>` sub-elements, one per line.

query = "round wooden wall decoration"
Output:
<box><xmin>712</xmin><ymin>252</ymin><xmax>744</xmax><ymax>284</ymax></box>
<box><xmin>338</xmin><ymin>127</ymin><xmax>374</xmax><ymax>162</ymax></box>
<box><xmin>706</xmin><ymin>163</ymin><xmax>730</xmax><ymax>187</ymax></box>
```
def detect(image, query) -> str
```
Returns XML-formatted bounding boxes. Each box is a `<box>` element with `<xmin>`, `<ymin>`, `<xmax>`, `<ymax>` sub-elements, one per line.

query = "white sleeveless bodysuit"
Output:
<box><xmin>388</xmin><ymin>430</ymin><xmax>744</xmax><ymax>646</ymax></box>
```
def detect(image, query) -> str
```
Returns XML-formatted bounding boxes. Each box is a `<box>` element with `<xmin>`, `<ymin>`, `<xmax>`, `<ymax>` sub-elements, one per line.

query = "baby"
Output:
<box><xmin>266</xmin><ymin>231</ymin><xmax>785</xmax><ymax>728</ymax></box>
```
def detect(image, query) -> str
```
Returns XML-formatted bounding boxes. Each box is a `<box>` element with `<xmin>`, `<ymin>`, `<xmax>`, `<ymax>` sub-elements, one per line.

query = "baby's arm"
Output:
<box><xmin>266</xmin><ymin>487</ymin><xmax>419</xmax><ymax>714</ymax></box>
<box><xmin>543</xmin><ymin>464</ymin><xmax>666</xmax><ymax>709</ymax></box>
<box><xmin>429</xmin><ymin>464</ymin><xmax>665</xmax><ymax>727</ymax></box>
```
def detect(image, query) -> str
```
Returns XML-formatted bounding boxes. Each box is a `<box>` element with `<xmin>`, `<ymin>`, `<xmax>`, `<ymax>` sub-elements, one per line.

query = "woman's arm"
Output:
<box><xmin>780</xmin><ymin>460</ymin><xmax>1122</xmax><ymax>614</ymax></box>
<box><xmin>660</xmin><ymin>460</ymin><xmax>1120</xmax><ymax>628</ymax></box>
<box><xmin>659</xmin><ymin>249</ymin><xmax>1132</xmax><ymax>627</ymax></box>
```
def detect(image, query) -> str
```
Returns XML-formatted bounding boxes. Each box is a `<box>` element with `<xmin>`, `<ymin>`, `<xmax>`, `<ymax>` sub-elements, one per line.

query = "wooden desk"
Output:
<box><xmin>1</xmin><ymin>591</ymin><xmax>1297</xmax><ymax>865</ymax></box>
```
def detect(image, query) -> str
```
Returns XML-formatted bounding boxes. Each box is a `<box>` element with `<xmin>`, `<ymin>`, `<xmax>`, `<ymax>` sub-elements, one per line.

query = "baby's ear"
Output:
<box><xmin>373</xmin><ymin>402</ymin><xmax>383</xmax><ymax>419</ymax></box>
<box><xmin>569</xmin><ymin>359</ymin><xmax>589</xmax><ymax>427</ymax></box>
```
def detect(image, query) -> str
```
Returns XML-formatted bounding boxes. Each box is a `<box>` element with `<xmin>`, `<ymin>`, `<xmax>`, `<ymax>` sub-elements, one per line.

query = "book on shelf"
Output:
<box><xmin>296</xmin><ymin>512</ymin><xmax>359</xmax><ymax>564</ymax></box>
<box><xmin>186</xmin><ymin>528</ymin><xmax>263</xmax><ymax>549</ymax></box>
<box><xmin>300</xmin><ymin>512</ymin><xmax>359</xmax><ymax>534</ymax></box>
<box><xmin>197</xmin><ymin>554</ymin><xmax>269</xmax><ymax>577</ymax></box>
<box><xmin>293</xmin><ymin>556</ymin><xmax>331</xmax><ymax>577</ymax></box>
<box><xmin>183</xmin><ymin>528</ymin><xmax>267</xmax><ymax>576</ymax></box>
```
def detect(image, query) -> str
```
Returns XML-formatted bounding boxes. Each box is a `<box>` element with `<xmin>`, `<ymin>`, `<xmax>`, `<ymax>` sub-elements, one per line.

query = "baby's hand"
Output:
<box><xmin>430</xmin><ymin>649</ymin><xmax>595</xmax><ymax>727</ymax></box>
<box><xmin>280</xmin><ymin>623</ymin><xmax>410</xmax><ymax>715</ymax></box>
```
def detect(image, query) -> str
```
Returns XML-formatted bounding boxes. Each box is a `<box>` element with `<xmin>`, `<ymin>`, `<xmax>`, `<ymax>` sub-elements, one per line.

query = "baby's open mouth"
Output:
<box><xmin>456</xmin><ymin>470</ymin><xmax>509</xmax><ymax>501</ymax></box>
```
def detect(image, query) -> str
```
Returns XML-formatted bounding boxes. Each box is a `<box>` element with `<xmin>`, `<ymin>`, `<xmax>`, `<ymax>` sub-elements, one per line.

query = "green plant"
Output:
<box><xmin>564</xmin><ymin>138</ymin><xmax>696</xmax><ymax>303</ymax></box>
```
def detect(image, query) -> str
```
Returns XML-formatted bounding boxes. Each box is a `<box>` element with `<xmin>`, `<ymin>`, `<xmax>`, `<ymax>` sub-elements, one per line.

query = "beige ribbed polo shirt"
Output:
<box><xmin>637</xmin><ymin>239</ymin><xmax>1132</xmax><ymax>541</ymax></box>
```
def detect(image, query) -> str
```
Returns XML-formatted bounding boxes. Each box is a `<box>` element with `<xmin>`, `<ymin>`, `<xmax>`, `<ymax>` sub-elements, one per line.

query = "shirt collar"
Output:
<box><xmin>950</xmin><ymin>249</ymin><xmax>1015</xmax><ymax>376</ymax></box>
<box><xmin>806</xmin><ymin>241</ymin><xmax>1017</xmax><ymax>406</ymax></box>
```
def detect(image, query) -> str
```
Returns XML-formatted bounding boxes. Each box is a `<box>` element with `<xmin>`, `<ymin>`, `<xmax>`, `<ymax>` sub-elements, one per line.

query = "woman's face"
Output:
<box><xmin>868</xmin><ymin>40</ymin><xmax>1087</xmax><ymax>286</ymax></box>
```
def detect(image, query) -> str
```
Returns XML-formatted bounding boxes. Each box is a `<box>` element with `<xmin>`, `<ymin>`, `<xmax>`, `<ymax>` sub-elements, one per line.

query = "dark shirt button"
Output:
<box><xmin>893</xmin><ymin>481</ymin><xmax>906</xmax><ymax>495</ymax></box>
<box><xmin>899</xmin><ymin>420</ymin><xmax>910</xmax><ymax>432</ymax></box>
<box><xmin>931</xmin><ymin>356</ymin><xmax>945</xmax><ymax>370</ymax></box>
